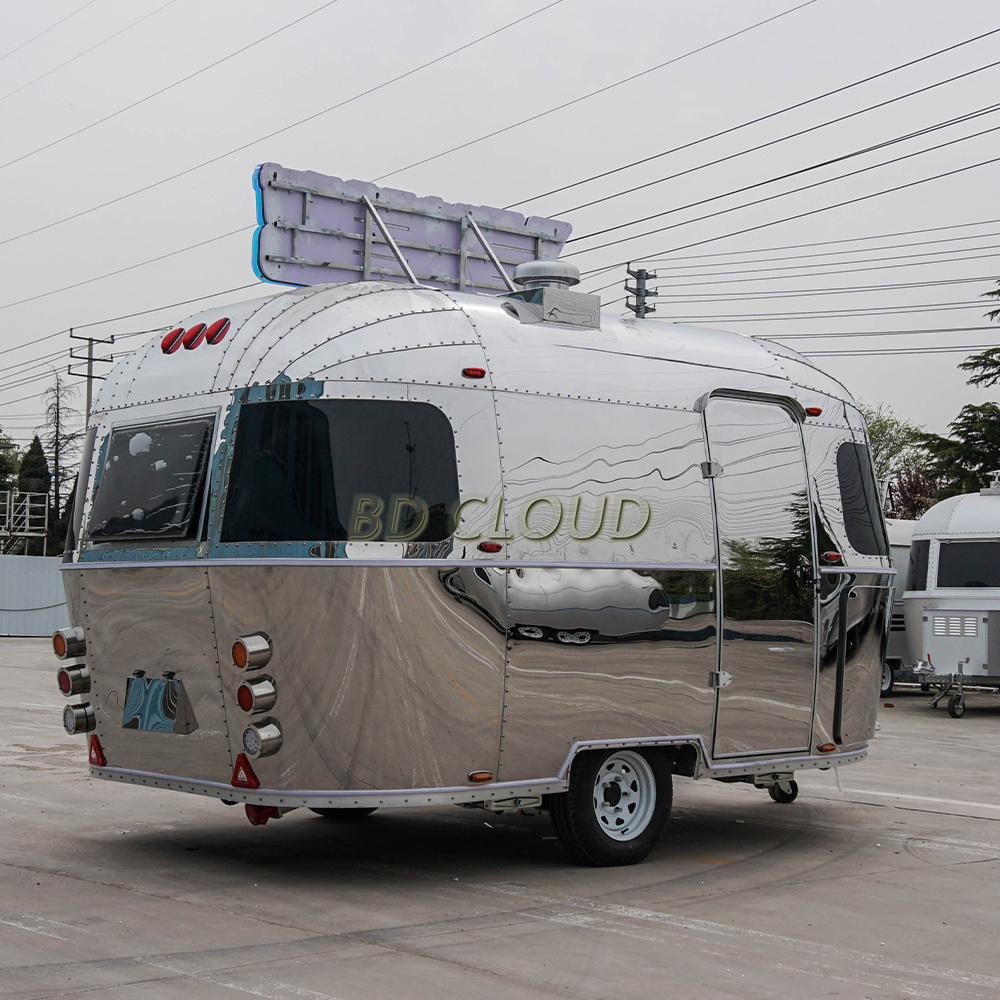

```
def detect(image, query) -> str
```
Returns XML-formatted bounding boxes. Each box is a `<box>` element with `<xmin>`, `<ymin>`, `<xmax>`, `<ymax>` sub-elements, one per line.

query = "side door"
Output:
<box><xmin>704</xmin><ymin>396</ymin><xmax>818</xmax><ymax>757</ymax></box>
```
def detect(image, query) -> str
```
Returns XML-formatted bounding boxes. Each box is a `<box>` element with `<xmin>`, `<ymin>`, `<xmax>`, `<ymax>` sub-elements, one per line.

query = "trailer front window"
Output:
<box><xmin>221</xmin><ymin>399</ymin><xmax>458</xmax><ymax>543</ymax></box>
<box><xmin>937</xmin><ymin>540</ymin><xmax>1000</xmax><ymax>588</ymax></box>
<box><xmin>87</xmin><ymin>416</ymin><xmax>214</xmax><ymax>540</ymax></box>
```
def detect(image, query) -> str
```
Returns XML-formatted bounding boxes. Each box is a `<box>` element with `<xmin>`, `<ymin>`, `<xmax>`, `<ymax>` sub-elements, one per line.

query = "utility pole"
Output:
<box><xmin>625</xmin><ymin>264</ymin><xmax>659</xmax><ymax>319</ymax></box>
<box><xmin>68</xmin><ymin>329</ymin><xmax>114</xmax><ymax>423</ymax></box>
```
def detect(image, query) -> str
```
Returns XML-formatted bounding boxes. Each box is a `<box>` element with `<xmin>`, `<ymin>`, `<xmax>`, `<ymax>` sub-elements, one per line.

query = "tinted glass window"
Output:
<box><xmin>836</xmin><ymin>442</ymin><xmax>888</xmax><ymax>555</ymax></box>
<box><xmin>908</xmin><ymin>539</ymin><xmax>929</xmax><ymax>591</ymax></box>
<box><xmin>87</xmin><ymin>417</ymin><xmax>214</xmax><ymax>540</ymax></box>
<box><xmin>937</xmin><ymin>540</ymin><xmax>1000</xmax><ymax>588</ymax></box>
<box><xmin>221</xmin><ymin>399</ymin><xmax>458</xmax><ymax>543</ymax></box>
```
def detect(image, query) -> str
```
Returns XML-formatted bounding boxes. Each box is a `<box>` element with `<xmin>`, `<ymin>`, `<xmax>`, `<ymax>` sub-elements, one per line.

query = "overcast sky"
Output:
<box><xmin>1</xmin><ymin>0</ymin><xmax>998</xmax><ymax>449</ymax></box>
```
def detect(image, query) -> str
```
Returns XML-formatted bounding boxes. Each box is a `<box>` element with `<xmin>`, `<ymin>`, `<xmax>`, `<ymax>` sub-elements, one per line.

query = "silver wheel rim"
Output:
<box><xmin>592</xmin><ymin>750</ymin><xmax>656</xmax><ymax>841</ymax></box>
<box><xmin>517</xmin><ymin>626</ymin><xmax>544</xmax><ymax>639</ymax></box>
<box><xmin>882</xmin><ymin>662</ymin><xmax>891</xmax><ymax>691</ymax></box>
<box><xmin>556</xmin><ymin>630</ymin><xmax>590</xmax><ymax>644</ymax></box>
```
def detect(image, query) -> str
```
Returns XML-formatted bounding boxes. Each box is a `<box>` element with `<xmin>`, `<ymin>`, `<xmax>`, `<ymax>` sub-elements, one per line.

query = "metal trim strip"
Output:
<box><xmin>64</xmin><ymin>559</ymin><xmax>721</xmax><ymax>573</ymax></box>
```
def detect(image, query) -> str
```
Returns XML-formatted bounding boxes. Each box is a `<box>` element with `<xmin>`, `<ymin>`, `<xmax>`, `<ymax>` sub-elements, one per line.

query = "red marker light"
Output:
<box><xmin>462</xmin><ymin>367</ymin><xmax>486</xmax><ymax>380</ymax></box>
<box><xmin>478</xmin><ymin>542</ymin><xmax>503</xmax><ymax>553</ymax></box>
<box><xmin>161</xmin><ymin>327</ymin><xmax>184</xmax><ymax>354</ymax></box>
<box><xmin>204</xmin><ymin>317</ymin><xmax>231</xmax><ymax>345</ymax></box>
<box><xmin>182</xmin><ymin>323</ymin><xmax>207</xmax><ymax>350</ymax></box>
<box><xmin>89</xmin><ymin>734</ymin><xmax>107</xmax><ymax>767</ymax></box>
<box><xmin>805</xmin><ymin>407</ymin><xmax>823</xmax><ymax>417</ymax></box>
<box><xmin>821</xmin><ymin>551</ymin><xmax>843</xmax><ymax>565</ymax></box>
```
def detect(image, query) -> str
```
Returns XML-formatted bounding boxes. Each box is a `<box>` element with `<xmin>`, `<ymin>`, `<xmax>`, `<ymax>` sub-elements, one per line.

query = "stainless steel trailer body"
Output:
<box><xmin>56</xmin><ymin>278</ymin><xmax>892</xmax><ymax>864</ymax></box>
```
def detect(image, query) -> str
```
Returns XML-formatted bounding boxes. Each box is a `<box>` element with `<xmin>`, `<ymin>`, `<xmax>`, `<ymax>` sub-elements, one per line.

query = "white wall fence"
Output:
<box><xmin>0</xmin><ymin>556</ymin><xmax>67</xmax><ymax>636</ymax></box>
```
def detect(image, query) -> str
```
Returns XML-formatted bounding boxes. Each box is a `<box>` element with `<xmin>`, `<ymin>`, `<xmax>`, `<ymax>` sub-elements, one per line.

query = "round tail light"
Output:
<box><xmin>237</xmin><ymin>677</ymin><xmax>276</xmax><ymax>714</ymax></box>
<box><xmin>52</xmin><ymin>626</ymin><xmax>86</xmax><ymax>660</ymax></box>
<box><xmin>233</xmin><ymin>632</ymin><xmax>272</xmax><ymax>670</ymax></box>
<box><xmin>63</xmin><ymin>703</ymin><xmax>95</xmax><ymax>735</ymax></box>
<box><xmin>242</xmin><ymin>720</ymin><xmax>282</xmax><ymax>759</ymax></box>
<box><xmin>57</xmin><ymin>664</ymin><xmax>90</xmax><ymax>696</ymax></box>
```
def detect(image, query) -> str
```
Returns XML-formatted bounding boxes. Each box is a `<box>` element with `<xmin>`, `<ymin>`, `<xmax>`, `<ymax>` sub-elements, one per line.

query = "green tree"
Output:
<box><xmin>17</xmin><ymin>435</ymin><xmax>50</xmax><ymax>495</ymax></box>
<box><xmin>957</xmin><ymin>282</ymin><xmax>1000</xmax><ymax>387</ymax></box>
<box><xmin>858</xmin><ymin>401</ymin><xmax>923</xmax><ymax>499</ymax></box>
<box><xmin>917</xmin><ymin>402</ymin><xmax>1000</xmax><ymax>499</ymax></box>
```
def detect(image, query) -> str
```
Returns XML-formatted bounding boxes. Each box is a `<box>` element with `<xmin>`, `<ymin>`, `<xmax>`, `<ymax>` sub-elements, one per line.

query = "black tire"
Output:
<box><xmin>549</xmin><ymin>748</ymin><xmax>672</xmax><ymax>866</ymax></box>
<box><xmin>309</xmin><ymin>807</ymin><xmax>377</xmax><ymax>820</ymax></box>
<box><xmin>880</xmin><ymin>662</ymin><xmax>894</xmax><ymax>698</ymax></box>
<box><xmin>920</xmin><ymin>683</ymin><xmax>931</xmax><ymax>692</ymax></box>
<box><xmin>768</xmin><ymin>779</ymin><xmax>799</xmax><ymax>804</ymax></box>
<box><xmin>947</xmin><ymin>695</ymin><xmax>965</xmax><ymax>719</ymax></box>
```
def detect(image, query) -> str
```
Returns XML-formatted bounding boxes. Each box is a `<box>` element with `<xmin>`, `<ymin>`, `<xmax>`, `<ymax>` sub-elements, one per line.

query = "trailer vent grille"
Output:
<box><xmin>932</xmin><ymin>615</ymin><xmax>978</xmax><ymax>637</ymax></box>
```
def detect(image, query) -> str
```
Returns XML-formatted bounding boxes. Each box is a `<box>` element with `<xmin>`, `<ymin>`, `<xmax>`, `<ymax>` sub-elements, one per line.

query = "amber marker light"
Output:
<box><xmin>232</xmin><ymin>632</ymin><xmax>272</xmax><ymax>670</ymax></box>
<box><xmin>817</xmin><ymin>743</ymin><xmax>838</xmax><ymax>753</ymax></box>
<box><xmin>52</xmin><ymin>626</ymin><xmax>85</xmax><ymax>660</ymax></box>
<box><xmin>468</xmin><ymin>770</ymin><xmax>494</xmax><ymax>783</ymax></box>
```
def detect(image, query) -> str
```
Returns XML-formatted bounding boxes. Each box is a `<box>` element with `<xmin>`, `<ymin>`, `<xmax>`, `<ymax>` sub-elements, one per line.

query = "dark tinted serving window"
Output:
<box><xmin>221</xmin><ymin>399</ymin><xmax>459</xmax><ymax>543</ymax></box>
<box><xmin>87</xmin><ymin>417</ymin><xmax>214</xmax><ymax>540</ymax></box>
<box><xmin>836</xmin><ymin>442</ymin><xmax>888</xmax><ymax>555</ymax></box>
<box><xmin>908</xmin><ymin>539</ymin><xmax>930</xmax><ymax>591</ymax></box>
<box><xmin>937</xmin><ymin>540</ymin><xmax>1000</xmax><ymax>588</ymax></box>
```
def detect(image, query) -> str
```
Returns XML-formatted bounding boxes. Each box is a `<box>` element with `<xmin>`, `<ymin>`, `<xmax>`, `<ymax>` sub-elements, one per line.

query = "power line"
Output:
<box><xmin>638</xmin><ymin>218</ymin><xmax>1000</xmax><ymax>265</ymax></box>
<box><xmin>0</xmin><ymin>1</ymin><xmax>344</xmax><ymax>171</ymax></box>
<box><xmin>770</xmin><ymin>326</ymin><xmax>998</xmax><ymax>339</ymax></box>
<box><xmin>800</xmin><ymin>343</ymin><xmax>997</xmax><ymax>357</ymax></box>
<box><xmin>568</xmin><ymin>106</ymin><xmax>1000</xmax><ymax>251</ymax></box>
<box><xmin>373</xmin><ymin>0</ymin><xmax>821</xmax><ymax>183</ymax></box>
<box><xmin>638</xmin><ymin>301</ymin><xmax>990</xmax><ymax>322</ymax></box>
<box><xmin>505</xmin><ymin>26</ymin><xmax>1000</xmax><ymax>210</ymax></box>
<box><xmin>579</xmin><ymin>150</ymin><xmax>1000</xmax><ymax>278</ymax></box>
<box><xmin>553</xmin><ymin>58</ymin><xmax>1000</xmax><ymax>218</ymax></box>
<box><xmin>0</xmin><ymin>1</ymin><xmax>566</xmax><ymax>251</ymax></box>
<box><xmin>587</xmin><ymin>243</ymin><xmax>1000</xmax><ymax>295</ymax></box>
<box><xmin>0</xmin><ymin>0</ymin><xmax>179</xmax><ymax>105</ymax></box>
<box><xmin>0</xmin><ymin>226</ymin><xmax>253</xmax><ymax>313</ymax></box>
<box><xmin>655</xmin><ymin>274</ymin><xmax>1000</xmax><ymax>303</ymax></box>
<box><xmin>0</xmin><ymin>0</ymin><xmax>99</xmax><ymax>63</ymax></box>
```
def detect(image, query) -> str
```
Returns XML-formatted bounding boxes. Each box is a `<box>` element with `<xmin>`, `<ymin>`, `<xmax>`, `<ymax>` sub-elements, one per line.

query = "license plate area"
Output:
<box><xmin>122</xmin><ymin>674</ymin><xmax>199</xmax><ymax>734</ymax></box>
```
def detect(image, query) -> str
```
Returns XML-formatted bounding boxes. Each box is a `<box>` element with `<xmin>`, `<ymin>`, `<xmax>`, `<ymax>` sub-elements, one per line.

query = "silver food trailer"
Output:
<box><xmin>903</xmin><ymin>473</ymin><xmax>1000</xmax><ymax>717</ymax></box>
<box><xmin>51</xmin><ymin>167</ymin><xmax>892</xmax><ymax>865</ymax></box>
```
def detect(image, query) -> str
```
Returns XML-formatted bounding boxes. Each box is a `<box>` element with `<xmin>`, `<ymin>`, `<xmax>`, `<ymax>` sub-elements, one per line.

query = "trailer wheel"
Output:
<box><xmin>880</xmin><ymin>662</ymin><xmax>894</xmax><ymax>698</ymax></box>
<box><xmin>549</xmin><ymin>748</ymin><xmax>671</xmax><ymax>866</ymax></box>
<box><xmin>768</xmin><ymin>779</ymin><xmax>798</xmax><ymax>804</ymax></box>
<box><xmin>947</xmin><ymin>695</ymin><xmax>965</xmax><ymax>719</ymax></box>
<box><xmin>310</xmin><ymin>808</ymin><xmax>377</xmax><ymax>820</ymax></box>
<box><xmin>555</xmin><ymin>629</ymin><xmax>592</xmax><ymax>645</ymax></box>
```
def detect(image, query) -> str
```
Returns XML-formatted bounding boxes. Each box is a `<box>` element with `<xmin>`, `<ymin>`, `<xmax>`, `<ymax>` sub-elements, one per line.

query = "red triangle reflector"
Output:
<box><xmin>89</xmin><ymin>734</ymin><xmax>107</xmax><ymax>767</ymax></box>
<box><xmin>231</xmin><ymin>752</ymin><xmax>260</xmax><ymax>789</ymax></box>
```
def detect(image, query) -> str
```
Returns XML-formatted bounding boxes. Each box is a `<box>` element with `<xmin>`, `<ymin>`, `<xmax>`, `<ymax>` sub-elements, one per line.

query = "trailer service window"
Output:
<box><xmin>86</xmin><ymin>417</ymin><xmax>215</xmax><ymax>540</ymax></box>
<box><xmin>221</xmin><ymin>399</ymin><xmax>459</xmax><ymax>543</ymax></box>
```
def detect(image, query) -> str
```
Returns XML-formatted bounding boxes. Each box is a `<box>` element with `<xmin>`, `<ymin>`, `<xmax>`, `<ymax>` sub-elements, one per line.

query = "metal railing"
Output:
<box><xmin>0</xmin><ymin>491</ymin><xmax>49</xmax><ymax>554</ymax></box>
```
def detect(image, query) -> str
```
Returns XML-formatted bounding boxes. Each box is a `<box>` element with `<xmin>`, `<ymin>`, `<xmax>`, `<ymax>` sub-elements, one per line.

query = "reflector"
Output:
<box><xmin>89</xmin><ymin>734</ymin><xmax>107</xmax><ymax>767</ymax></box>
<box><xmin>231</xmin><ymin>752</ymin><xmax>260</xmax><ymax>789</ymax></box>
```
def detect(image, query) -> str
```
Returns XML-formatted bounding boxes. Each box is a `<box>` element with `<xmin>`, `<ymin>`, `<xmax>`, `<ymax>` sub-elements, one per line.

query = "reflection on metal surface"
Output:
<box><xmin>122</xmin><ymin>674</ymin><xmax>199</xmax><ymax>734</ymax></box>
<box><xmin>706</xmin><ymin>398</ymin><xmax>816</xmax><ymax>757</ymax></box>
<box><xmin>498</xmin><ymin>567</ymin><xmax>718</xmax><ymax>781</ymax></box>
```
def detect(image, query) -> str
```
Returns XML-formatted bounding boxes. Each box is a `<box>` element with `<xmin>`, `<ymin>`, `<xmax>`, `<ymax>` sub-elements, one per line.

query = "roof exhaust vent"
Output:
<box><xmin>502</xmin><ymin>260</ymin><xmax>600</xmax><ymax>329</ymax></box>
<box><xmin>512</xmin><ymin>260</ymin><xmax>581</xmax><ymax>290</ymax></box>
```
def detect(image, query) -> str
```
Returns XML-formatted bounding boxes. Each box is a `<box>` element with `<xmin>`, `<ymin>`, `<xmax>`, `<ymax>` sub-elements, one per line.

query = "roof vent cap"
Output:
<box><xmin>512</xmin><ymin>259</ymin><xmax>581</xmax><ymax>290</ymax></box>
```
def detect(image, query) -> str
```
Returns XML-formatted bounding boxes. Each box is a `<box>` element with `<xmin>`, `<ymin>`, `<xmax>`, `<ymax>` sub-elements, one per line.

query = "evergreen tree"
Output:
<box><xmin>0</xmin><ymin>426</ymin><xmax>18</xmax><ymax>493</ymax></box>
<box><xmin>917</xmin><ymin>402</ymin><xmax>1000</xmax><ymax>499</ymax></box>
<box><xmin>17</xmin><ymin>436</ymin><xmax>50</xmax><ymax>495</ymax></box>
